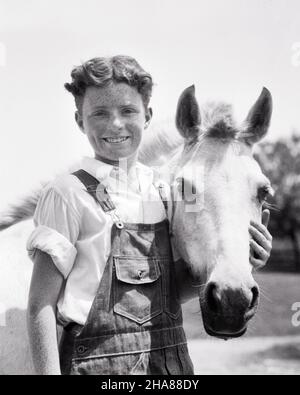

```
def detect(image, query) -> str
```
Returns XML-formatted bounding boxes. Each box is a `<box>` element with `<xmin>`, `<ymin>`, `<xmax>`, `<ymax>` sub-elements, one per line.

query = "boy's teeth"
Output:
<box><xmin>105</xmin><ymin>137</ymin><xmax>129</xmax><ymax>143</ymax></box>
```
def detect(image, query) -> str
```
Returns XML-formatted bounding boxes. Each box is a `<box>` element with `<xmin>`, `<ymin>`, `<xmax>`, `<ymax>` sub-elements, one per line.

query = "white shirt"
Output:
<box><xmin>26</xmin><ymin>157</ymin><xmax>167</xmax><ymax>325</ymax></box>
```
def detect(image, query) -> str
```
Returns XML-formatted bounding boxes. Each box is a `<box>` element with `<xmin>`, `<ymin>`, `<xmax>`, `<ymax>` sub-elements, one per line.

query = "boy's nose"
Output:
<box><xmin>110</xmin><ymin>116</ymin><xmax>123</xmax><ymax>132</ymax></box>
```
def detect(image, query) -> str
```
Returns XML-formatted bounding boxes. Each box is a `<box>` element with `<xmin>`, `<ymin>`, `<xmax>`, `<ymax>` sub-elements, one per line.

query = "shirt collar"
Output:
<box><xmin>81</xmin><ymin>157</ymin><xmax>114</xmax><ymax>182</ymax></box>
<box><xmin>80</xmin><ymin>156</ymin><xmax>155</xmax><ymax>194</ymax></box>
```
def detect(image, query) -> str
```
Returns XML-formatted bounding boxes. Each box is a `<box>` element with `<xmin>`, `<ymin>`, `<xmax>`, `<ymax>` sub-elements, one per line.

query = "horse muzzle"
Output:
<box><xmin>200</xmin><ymin>281</ymin><xmax>260</xmax><ymax>339</ymax></box>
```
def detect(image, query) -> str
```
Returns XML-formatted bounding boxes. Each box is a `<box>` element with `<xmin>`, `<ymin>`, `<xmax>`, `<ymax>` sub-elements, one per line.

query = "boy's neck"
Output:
<box><xmin>94</xmin><ymin>154</ymin><xmax>138</xmax><ymax>174</ymax></box>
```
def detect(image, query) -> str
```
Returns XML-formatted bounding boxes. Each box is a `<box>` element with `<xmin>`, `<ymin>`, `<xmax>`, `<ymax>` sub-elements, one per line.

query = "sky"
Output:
<box><xmin>0</xmin><ymin>0</ymin><xmax>300</xmax><ymax>208</ymax></box>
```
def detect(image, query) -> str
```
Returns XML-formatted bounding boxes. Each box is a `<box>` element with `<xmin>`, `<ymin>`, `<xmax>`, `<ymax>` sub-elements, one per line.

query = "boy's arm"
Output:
<box><xmin>27</xmin><ymin>249</ymin><xmax>64</xmax><ymax>375</ymax></box>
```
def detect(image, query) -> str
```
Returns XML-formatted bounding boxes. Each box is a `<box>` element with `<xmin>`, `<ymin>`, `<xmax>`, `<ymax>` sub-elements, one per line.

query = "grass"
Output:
<box><xmin>182</xmin><ymin>272</ymin><xmax>300</xmax><ymax>340</ymax></box>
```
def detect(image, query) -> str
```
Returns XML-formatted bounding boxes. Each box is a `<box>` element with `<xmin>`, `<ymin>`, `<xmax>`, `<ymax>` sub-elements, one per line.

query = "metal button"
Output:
<box><xmin>116</xmin><ymin>221</ymin><xmax>124</xmax><ymax>229</ymax></box>
<box><xmin>77</xmin><ymin>345</ymin><xmax>87</xmax><ymax>354</ymax></box>
<box><xmin>137</xmin><ymin>270</ymin><xmax>143</xmax><ymax>278</ymax></box>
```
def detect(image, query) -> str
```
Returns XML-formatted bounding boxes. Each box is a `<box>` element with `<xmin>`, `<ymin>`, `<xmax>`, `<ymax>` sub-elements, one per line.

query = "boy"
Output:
<box><xmin>26</xmin><ymin>56</ymin><xmax>271</xmax><ymax>375</ymax></box>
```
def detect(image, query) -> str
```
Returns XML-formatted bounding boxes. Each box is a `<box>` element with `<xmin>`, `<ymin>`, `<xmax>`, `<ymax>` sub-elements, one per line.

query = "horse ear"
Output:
<box><xmin>176</xmin><ymin>85</ymin><xmax>201</xmax><ymax>142</ymax></box>
<box><xmin>241</xmin><ymin>88</ymin><xmax>273</xmax><ymax>146</ymax></box>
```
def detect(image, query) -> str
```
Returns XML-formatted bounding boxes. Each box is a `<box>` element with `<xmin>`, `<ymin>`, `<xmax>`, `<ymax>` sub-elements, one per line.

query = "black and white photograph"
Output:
<box><xmin>0</xmin><ymin>0</ymin><xmax>299</xmax><ymax>377</ymax></box>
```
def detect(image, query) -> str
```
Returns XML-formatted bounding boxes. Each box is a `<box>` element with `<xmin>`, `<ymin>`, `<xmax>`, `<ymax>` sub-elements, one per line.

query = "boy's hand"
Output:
<box><xmin>249</xmin><ymin>209</ymin><xmax>273</xmax><ymax>270</ymax></box>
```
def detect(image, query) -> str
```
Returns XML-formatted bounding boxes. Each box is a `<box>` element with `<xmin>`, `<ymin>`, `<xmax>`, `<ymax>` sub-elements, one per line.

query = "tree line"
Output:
<box><xmin>255</xmin><ymin>133</ymin><xmax>300</xmax><ymax>271</ymax></box>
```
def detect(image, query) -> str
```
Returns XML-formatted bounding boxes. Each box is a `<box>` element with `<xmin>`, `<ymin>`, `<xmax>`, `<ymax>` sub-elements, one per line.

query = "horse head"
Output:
<box><xmin>171</xmin><ymin>85</ymin><xmax>273</xmax><ymax>339</ymax></box>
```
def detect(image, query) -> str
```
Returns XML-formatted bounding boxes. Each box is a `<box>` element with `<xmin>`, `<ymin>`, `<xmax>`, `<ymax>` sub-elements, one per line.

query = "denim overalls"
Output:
<box><xmin>59</xmin><ymin>169</ymin><xmax>194</xmax><ymax>375</ymax></box>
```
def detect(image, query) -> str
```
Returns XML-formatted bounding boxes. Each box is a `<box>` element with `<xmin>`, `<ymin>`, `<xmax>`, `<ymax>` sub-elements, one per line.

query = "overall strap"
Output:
<box><xmin>157</xmin><ymin>183</ymin><xmax>169</xmax><ymax>216</ymax></box>
<box><xmin>72</xmin><ymin>169</ymin><xmax>116</xmax><ymax>212</ymax></box>
<box><xmin>72</xmin><ymin>169</ymin><xmax>124</xmax><ymax>229</ymax></box>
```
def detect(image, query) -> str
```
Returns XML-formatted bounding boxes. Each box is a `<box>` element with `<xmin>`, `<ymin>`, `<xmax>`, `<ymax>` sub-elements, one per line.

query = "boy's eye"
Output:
<box><xmin>122</xmin><ymin>107</ymin><xmax>138</xmax><ymax>115</ymax></box>
<box><xmin>92</xmin><ymin>110</ymin><xmax>108</xmax><ymax>117</ymax></box>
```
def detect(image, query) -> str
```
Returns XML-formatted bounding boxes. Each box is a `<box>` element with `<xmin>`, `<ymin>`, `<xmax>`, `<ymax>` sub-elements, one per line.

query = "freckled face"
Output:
<box><xmin>80</xmin><ymin>83</ymin><xmax>150</xmax><ymax>163</ymax></box>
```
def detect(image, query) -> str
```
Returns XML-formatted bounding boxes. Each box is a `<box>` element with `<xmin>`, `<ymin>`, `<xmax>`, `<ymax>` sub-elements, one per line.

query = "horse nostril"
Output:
<box><xmin>250</xmin><ymin>286</ymin><xmax>260</xmax><ymax>310</ymax></box>
<box><xmin>206</xmin><ymin>282</ymin><xmax>222</xmax><ymax>313</ymax></box>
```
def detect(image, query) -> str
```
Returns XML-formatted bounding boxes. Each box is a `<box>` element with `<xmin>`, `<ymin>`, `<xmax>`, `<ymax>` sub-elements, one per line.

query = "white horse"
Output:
<box><xmin>0</xmin><ymin>85</ymin><xmax>273</xmax><ymax>374</ymax></box>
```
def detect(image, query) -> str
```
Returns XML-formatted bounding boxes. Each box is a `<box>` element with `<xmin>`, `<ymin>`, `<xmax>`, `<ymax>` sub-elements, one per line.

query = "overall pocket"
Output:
<box><xmin>70</xmin><ymin>352</ymin><xmax>148</xmax><ymax>375</ymax></box>
<box><xmin>113</xmin><ymin>257</ymin><xmax>163</xmax><ymax>324</ymax></box>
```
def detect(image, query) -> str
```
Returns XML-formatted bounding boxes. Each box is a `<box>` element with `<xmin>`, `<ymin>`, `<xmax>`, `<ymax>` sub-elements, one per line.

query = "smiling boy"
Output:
<box><xmin>78</xmin><ymin>82</ymin><xmax>151</xmax><ymax>166</ymax></box>
<box><xmin>26</xmin><ymin>56</ymin><xmax>272</xmax><ymax>375</ymax></box>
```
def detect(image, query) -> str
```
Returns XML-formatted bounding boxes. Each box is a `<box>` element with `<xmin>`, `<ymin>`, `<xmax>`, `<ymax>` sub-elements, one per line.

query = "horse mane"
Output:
<box><xmin>139</xmin><ymin>120</ymin><xmax>183</xmax><ymax>166</ymax></box>
<box><xmin>0</xmin><ymin>101</ymin><xmax>237</xmax><ymax>231</ymax></box>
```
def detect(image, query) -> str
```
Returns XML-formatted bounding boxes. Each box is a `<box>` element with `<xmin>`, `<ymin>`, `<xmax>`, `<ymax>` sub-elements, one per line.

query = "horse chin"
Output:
<box><xmin>200</xmin><ymin>303</ymin><xmax>251</xmax><ymax>340</ymax></box>
<box><xmin>203</xmin><ymin>324</ymin><xmax>248</xmax><ymax>340</ymax></box>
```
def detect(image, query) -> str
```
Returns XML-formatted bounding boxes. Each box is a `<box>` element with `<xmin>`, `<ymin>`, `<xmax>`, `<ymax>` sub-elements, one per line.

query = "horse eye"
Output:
<box><xmin>258</xmin><ymin>185</ymin><xmax>274</xmax><ymax>203</ymax></box>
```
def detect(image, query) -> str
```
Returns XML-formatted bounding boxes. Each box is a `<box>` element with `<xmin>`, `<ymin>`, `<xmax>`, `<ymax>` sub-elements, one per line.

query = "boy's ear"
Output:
<box><xmin>145</xmin><ymin>107</ymin><xmax>153</xmax><ymax>129</ymax></box>
<box><xmin>75</xmin><ymin>111</ymin><xmax>84</xmax><ymax>133</ymax></box>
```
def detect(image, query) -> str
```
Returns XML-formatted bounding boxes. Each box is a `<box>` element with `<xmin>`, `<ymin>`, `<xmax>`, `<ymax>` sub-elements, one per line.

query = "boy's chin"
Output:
<box><xmin>95</xmin><ymin>151</ymin><xmax>139</xmax><ymax>165</ymax></box>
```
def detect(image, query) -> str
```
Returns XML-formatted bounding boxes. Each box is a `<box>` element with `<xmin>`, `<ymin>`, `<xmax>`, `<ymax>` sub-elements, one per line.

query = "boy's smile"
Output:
<box><xmin>103</xmin><ymin>137</ymin><xmax>130</xmax><ymax>144</ymax></box>
<box><xmin>77</xmin><ymin>82</ymin><xmax>152</xmax><ymax>166</ymax></box>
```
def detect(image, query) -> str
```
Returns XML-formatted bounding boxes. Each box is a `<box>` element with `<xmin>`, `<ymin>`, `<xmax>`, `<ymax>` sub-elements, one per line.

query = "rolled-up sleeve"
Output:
<box><xmin>26</xmin><ymin>185</ymin><xmax>80</xmax><ymax>279</ymax></box>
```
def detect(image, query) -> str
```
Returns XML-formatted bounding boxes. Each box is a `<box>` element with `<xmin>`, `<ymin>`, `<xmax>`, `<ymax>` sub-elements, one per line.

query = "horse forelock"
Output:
<box><xmin>201</xmin><ymin>101</ymin><xmax>238</xmax><ymax>140</ymax></box>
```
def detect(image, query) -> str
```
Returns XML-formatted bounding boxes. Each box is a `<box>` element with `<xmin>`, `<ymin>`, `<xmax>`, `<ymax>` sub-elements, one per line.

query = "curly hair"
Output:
<box><xmin>64</xmin><ymin>55</ymin><xmax>153</xmax><ymax>112</ymax></box>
